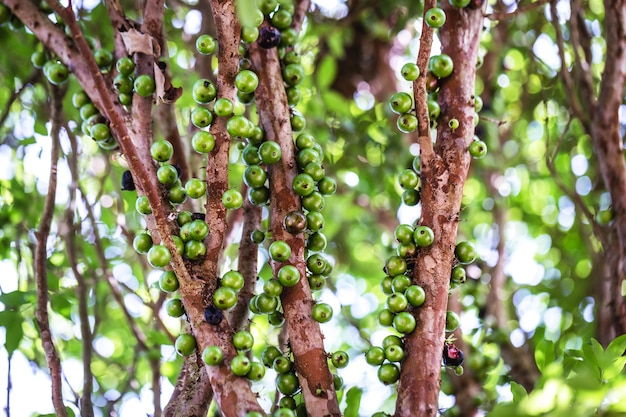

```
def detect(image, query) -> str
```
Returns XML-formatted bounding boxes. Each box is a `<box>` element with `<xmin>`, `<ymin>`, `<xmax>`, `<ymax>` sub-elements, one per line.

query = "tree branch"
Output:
<box><xmin>249</xmin><ymin>41</ymin><xmax>341</xmax><ymax>417</ymax></box>
<box><xmin>34</xmin><ymin>84</ymin><xmax>68</xmax><ymax>417</ymax></box>
<box><xmin>396</xmin><ymin>3</ymin><xmax>484</xmax><ymax>415</ymax></box>
<box><xmin>485</xmin><ymin>0</ymin><xmax>549</xmax><ymax>20</ymax></box>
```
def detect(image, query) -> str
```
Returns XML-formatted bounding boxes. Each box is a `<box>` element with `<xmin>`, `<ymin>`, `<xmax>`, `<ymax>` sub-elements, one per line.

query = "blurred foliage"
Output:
<box><xmin>0</xmin><ymin>0</ymin><xmax>624</xmax><ymax>416</ymax></box>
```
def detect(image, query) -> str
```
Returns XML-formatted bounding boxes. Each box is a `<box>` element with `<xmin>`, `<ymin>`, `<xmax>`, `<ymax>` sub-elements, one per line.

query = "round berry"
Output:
<box><xmin>413</xmin><ymin>226</ymin><xmax>435</xmax><ymax>247</ymax></box>
<box><xmin>394</xmin><ymin>224</ymin><xmax>414</xmax><ymax>244</ymax></box>
<box><xmin>222</xmin><ymin>189</ymin><xmax>244</xmax><ymax>209</ymax></box>
<box><xmin>455</xmin><ymin>241</ymin><xmax>477</xmax><ymax>264</ymax></box>
<box><xmin>277</xmin><ymin>264</ymin><xmax>300</xmax><ymax>287</ymax></box>
<box><xmin>222</xmin><ymin>270</ymin><xmax>244</xmax><ymax>291</ymax></box>
<box><xmin>159</xmin><ymin>271</ymin><xmax>179</xmax><ymax>292</ymax></box>
<box><xmin>202</xmin><ymin>345</ymin><xmax>223</xmax><ymax>365</ymax></box>
<box><xmin>116</xmin><ymin>56</ymin><xmax>135</xmax><ymax>75</ymax></box>
<box><xmin>386</xmin><ymin>292</ymin><xmax>408</xmax><ymax>313</ymax></box>
<box><xmin>425</xmin><ymin>7</ymin><xmax>446</xmax><ymax>28</ymax></box>
<box><xmin>282</xmin><ymin>63</ymin><xmax>305</xmax><ymax>86</ymax></box>
<box><xmin>166</xmin><ymin>298</ymin><xmax>185</xmax><ymax>317</ymax></box>
<box><xmin>192</xmin><ymin>79</ymin><xmax>217</xmax><ymax>104</ymax></box>
<box><xmin>213</xmin><ymin>286</ymin><xmax>238</xmax><ymax>310</ymax></box>
<box><xmin>175</xmin><ymin>334</ymin><xmax>197</xmax><ymax>356</ymax></box>
<box><xmin>133</xmin><ymin>232</ymin><xmax>153</xmax><ymax>254</ymax></box>
<box><xmin>389</xmin><ymin>92</ymin><xmax>413</xmax><ymax>114</ymax></box>
<box><xmin>429</xmin><ymin>54</ymin><xmax>454</xmax><ymax>79</ymax></box>
<box><xmin>192</xmin><ymin>131</ymin><xmax>216</xmax><ymax>153</ymax></box>
<box><xmin>269</xmin><ymin>240</ymin><xmax>292</xmax><ymax>262</ymax></box>
<box><xmin>231</xmin><ymin>355</ymin><xmax>252</xmax><ymax>376</ymax></box>
<box><xmin>397</xmin><ymin>113</ymin><xmax>418</xmax><ymax>133</ymax></box>
<box><xmin>191</xmin><ymin>107</ymin><xmax>213</xmax><ymax>128</ymax></box>
<box><xmin>235</xmin><ymin>70</ymin><xmax>259</xmax><ymax>94</ymax></box>
<box><xmin>148</xmin><ymin>245</ymin><xmax>171</xmax><ymax>268</ymax></box>
<box><xmin>401</xmin><ymin>62</ymin><xmax>420</xmax><ymax>81</ymax></box>
<box><xmin>284</xmin><ymin>211</ymin><xmax>308</xmax><ymax>234</ymax></box>
<box><xmin>312</xmin><ymin>302</ymin><xmax>333</xmax><ymax>323</ymax></box>
<box><xmin>150</xmin><ymin>139</ymin><xmax>174</xmax><ymax>162</ymax></box>
<box><xmin>398</xmin><ymin>169</ymin><xmax>419</xmax><ymax>189</ymax></box>
<box><xmin>365</xmin><ymin>347</ymin><xmax>385</xmax><ymax>366</ymax></box>
<box><xmin>384</xmin><ymin>344</ymin><xmax>405</xmax><ymax>362</ymax></box>
<box><xmin>377</xmin><ymin>363</ymin><xmax>400</xmax><ymax>384</ymax></box>
<box><xmin>405</xmin><ymin>285</ymin><xmax>426</xmax><ymax>307</ymax></box>
<box><xmin>214</xmin><ymin>97</ymin><xmax>234</xmax><ymax>117</ymax></box>
<box><xmin>258</xmin><ymin>141</ymin><xmax>282</xmax><ymax>164</ymax></box>
<box><xmin>393</xmin><ymin>311</ymin><xmax>417</xmax><ymax>334</ymax></box>
<box><xmin>469</xmin><ymin>139</ymin><xmax>488</xmax><ymax>159</ymax></box>
<box><xmin>233</xmin><ymin>330</ymin><xmax>254</xmax><ymax>351</ymax></box>
<box><xmin>196</xmin><ymin>34</ymin><xmax>217</xmax><ymax>55</ymax></box>
<box><xmin>331</xmin><ymin>351</ymin><xmax>349</xmax><ymax>369</ymax></box>
<box><xmin>134</xmin><ymin>74</ymin><xmax>156</xmax><ymax>97</ymax></box>
<box><xmin>184</xmin><ymin>240</ymin><xmax>206</xmax><ymax>260</ymax></box>
<box><xmin>185</xmin><ymin>178</ymin><xmax>207</xmax><ymax>199</ymax></box>
<box><xmin>448</xmin><ymin>118</ymin><xmax>459</xmax><ymax>130</ymax></box>
<box><xmin>445</xmin><ymin>310</ymin><xmax>460</xmax><ymax>332</ymax></box>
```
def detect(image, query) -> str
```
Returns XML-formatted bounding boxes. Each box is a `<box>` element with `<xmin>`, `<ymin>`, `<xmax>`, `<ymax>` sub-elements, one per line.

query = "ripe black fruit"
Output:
<box><xmin>443</xmin><ymin>343</ymin><xmax>464</xmax><ymax>367</ymax></box>
<box><xmin>121</xmin><ymin>170</ymin><xmax>135</xmax><ymax>191</ymax></box>
<box><xmin>258</xmin><ymin>26</ymin><xmax>281</xmax><ymax>48</ymax></box>
<box><xmin>204</xmin><ymin>305</ymin><xmax>223</xmax><ymax>325</ymax></box>
<box><xmin>191</xmin><ymin>212</ymin><xmax>206</xmax><ymax>221</ymax></box>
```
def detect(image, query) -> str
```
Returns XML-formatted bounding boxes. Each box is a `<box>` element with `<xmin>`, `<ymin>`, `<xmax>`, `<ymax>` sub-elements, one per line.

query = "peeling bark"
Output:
<box><xmin>395</xmin><ymin>3</ymin><xmax>484</xmax><ymax>416</ymax></box>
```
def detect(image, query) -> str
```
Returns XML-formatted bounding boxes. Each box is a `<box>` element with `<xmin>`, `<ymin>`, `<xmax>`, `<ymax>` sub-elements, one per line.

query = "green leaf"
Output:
<box><xmin>603</xmin><ymin>355</ymin><xmax>626</xmax><ymax>380</ymax></box>
<box><xmin>534</xmin><ymin>340</ymin><xmax>555</xmax><ymax>373</ymax></box>
<box><xmin>344</xmin><ymin>386</ymin><xmax>362</xmax><ymax>417</ymax></box>
<box><xmin>510</xmin><ymin>381</ymin><xmax>528</xmax><ymax>403</ymax></box>
<box><xmin>484</xmin><ymin>357</ymin><xmax>504</xmax><ymax>391</ymax></box>
<box><xmin>606</xmin><ymin>334</ymin><xmax>626</xmax><ymax>359</ymax></box>
<box><xmin>316</xmin><ymin>56</ymin><xmax>337</xmax><ymax>89</ymax></box>
<box><xmin>34</xmin><ymin>120</ymin><xmax>48</xmax><ymax>135</ymax></box>
<box><xmin>0</xmin><ymin>311</ymin><xmax>24</xmax><ymax>355</ymax></box>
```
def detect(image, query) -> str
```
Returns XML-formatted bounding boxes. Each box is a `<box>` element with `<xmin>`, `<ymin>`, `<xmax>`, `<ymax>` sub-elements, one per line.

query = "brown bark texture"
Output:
<box><xmin>395</xmin><ymin>3</ymin><xmax>484</xmax><ymax>416</ymax></box>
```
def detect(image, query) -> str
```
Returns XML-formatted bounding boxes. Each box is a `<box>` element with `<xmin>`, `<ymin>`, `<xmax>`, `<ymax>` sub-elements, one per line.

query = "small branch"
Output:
<box><xmin>228</xmin><ymin>192</ymin><xmax>261</xmax><ymax>331</ymax></box>
<box><xmin>5</xmin><ymin>353</ymin><xmax>11</xmax><ymax>417</ymax></box>
<box><xmin>150</xmin><ymin>357</ymin><xmax>162</xmax><ymax>417</ymax></box>
<box><xmin>413</xmin><ymin>0</ymin><xmax>436</xmax><ymax>161</ymax></box>
<box><xmin>64</xmin><ymin>133</ymin><xmax>95</xmax><ymax>417</ymax></box>
<box><xmin>292</xmin><ymin>0</ymin><xmax>311</xmax><ymax>33</ymax></box>
<box><xmin>0</xmin><ymin>71</ymin><xmax>40</xmax><ymax>135</ymax></box>
<box><xmin>34</xmin><ymin>85</ymin><xmax>68</xmax><ymax>417</ymax></box>
<box><xmin>485</xmin><ymin>0</ymin><xmax>549</xmax><ymax>20</ymax></box>
<box><xmin>549</xmin><ymin>0</ymin><xmax>590</xmax><ymax>131</ymax></box>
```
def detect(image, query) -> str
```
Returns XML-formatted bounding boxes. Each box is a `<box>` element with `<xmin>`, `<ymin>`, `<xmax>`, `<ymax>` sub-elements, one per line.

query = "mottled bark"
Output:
<box><xmin>395</xmin><ymin>3</ymin><xmax>484</xmax><ymax>416</ymax></box>
<box><xmin>249</xmin><ymin>42</ymin><xmax>341</xmax><ymax>417</ymax></box>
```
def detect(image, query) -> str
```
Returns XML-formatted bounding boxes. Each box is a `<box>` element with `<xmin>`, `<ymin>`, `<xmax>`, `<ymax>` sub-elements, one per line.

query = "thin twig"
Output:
<box><xmin>34</xmin><ymin>84</ymin><xmax>68</xmax><ymax>417</ymax></box>
<box><xmin>486</xmin><ymin>0</ymin><xmax>550</xmax><ymax>20</ymax></box>
<box><xmin>0</xmin><ymin>71</ymin><xmax>40</xmax><ymax>137</ymax></box>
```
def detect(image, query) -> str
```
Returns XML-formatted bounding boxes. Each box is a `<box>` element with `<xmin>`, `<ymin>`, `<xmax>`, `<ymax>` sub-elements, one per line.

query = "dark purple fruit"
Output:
<box><xmin>121</xmin><ymin>170</ymin><xmax>135</xmax><ymax>191</ymax></box>
<box><xmin>204</xmin><ymin>305</ymin><xmax>224</xmax><ymax>325</ymax></box>
<box><xmin>443</xmin><ymin>343</ymin><xmax>464</xmax><ymax>367</ymax></box>
<box><xmin>257</xmin><ymin>26</ymin><xmax>281</xmax><ymax>48</ymax></box>
<box><xmin>191</xmin><ymin>212</ymin><xmax>206</xmax><ymax>221</ymax></box>
<box><xmin>283</xmin><ymin>211</ymin><xmax>307</xmax><ymax>235</ymax></box>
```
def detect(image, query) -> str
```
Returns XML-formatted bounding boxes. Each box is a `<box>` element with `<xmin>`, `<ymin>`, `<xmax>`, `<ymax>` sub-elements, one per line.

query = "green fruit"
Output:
<box><xmin>448</xmin><ymin>118</ymin><xmax>460</xmax><ymax>130</ymax></box>
<box><xmin>384</xmin><ymin>344</ymin><xmax>405</xmax><ymax>362</ymax></box>
<box><xmin>90</xmin><ymin>123</ymin><xmax>111</xmax><ymax>141</ymax></box>
<box><xmin>113</xmin><ymin>73</ymin><xmax>134</xmax><ymax>94</ymax></box>
<box><xmin>301</xmin><ymin>191</ymin><xmax>325</xmax><ymax>212</ymax></box>
<box><xmin>425</xmin><ymin>7</ymin><xmax>446</xmax><ymax>28</ymax></box>
<box><xmin>401</xmin><ymin>62</ymin><xmax>420</xmax><ymax>81</ymax></box>
<box><xmin>389</xmin><ymin>92</ymin><xmax>413</xmax><ymax>114</ymax></box>
<box><xmin>273</xmin><ymin>356</ymin><xmax>293</xmax><ymax>373</ymax></box>
<box><xmin>247</xmin><ymin>186</ymin><xmax>270</xmax><ymax>206</ymax></box>
<box><xmin>377</xmin><ymin>363</ymin><xmax>400</xmax><ymax>384</ymax></box>
<box><xmin>402</xmin><ymin>189</ymin><xmax>420</xmax><ymax>206</ymax></box>
<box><xmin>221</xmin><ymin>270</ymin><xmax>244</xmax><ymax>291</ymax></box>
<box><xmin>258</xmin><ymin>0</ymin><xmax>278</xmax><ymax>14</ymax></box>
<box><xmin>171</xmin><ymin>235</ymin><xmax>184</xmax><ymax>255</ymax></box>
<box><xmin>290</xmin><ymin>113</ymin><xmax>306</xmax><ymax>132</ymax></box>
<box><xmin>446</xmin><ymin>310</ymin><xmax>460</xmax><ymax>332</ymax></box>
<box><xmin>94</xmin><ymin>48</ymin><xmax>113</xmax><ymax>69</ymax></box>
<box><xmin>386</xmin><ymin>292</ymin><xmax>408</xmax><ymax>313</ymax></box>
<box><xmin>382</xmin><ymin>335</ymin><xmax>402</xmax><ymax>349</ymax></box>
<box><xmin>192</xmin><ymin>131</ymin><xmax>216</xmax><ymax>153</ymax></box>
<box><xmin>378</xmin><ymin>308</ymin><xmax>394</xmax><ymax>326</ymax></box>
<box><xmin>405</xmin><ymin>285</ymin><xmax>426</xmax><ymax>307</ymax></box>
<box><xmin>292</xmin><ymin>173</ymin><xmax>315</xmax><ymax>196</ymax></box>
<box><xmin>157</xmin><ymin>164</ymin><xmax>179</xmax><ymax>186</ymax></box>
<box><xmin>331</xmin><ymin>351</ymin><xmax>349</xmax><ymax>368</ymax></box>
<box><xmin>233</xmin><ymin>330</ymin><xmax>254</xmax><ymax>351</ymax></box>
<box><xmin>250</xmin><ymin>229</ymin><xmax>266</xmax><ymax>243</ymax></box>
<box><xmin>134</xmin><ymin>74</ymin><xmax>156</xmax><ymax>97</ymax></box>
<box><xmin>317</xmin><ymin>176</ymin><xmax>337</xmax><ymax>196</ymax></box>
<box><xmin>213</xmin><ymin>286</ymin><xmax>238</xmax><ymax>310</ymax></box>
<box><xmin>133</xmin><ymin>232</ymin><xmax>153</xmax><ymax>254</ymax></box>
<box><xmin>258</xmin><ymin>141</ymin><xmax>282</xmax><ymax>164</ymax></box>
<box><xmin>31</xmin><ymin>51</ymin><xmax>46</xmax><ymax>69</ymax></box>
<box><xmin>282</xmin><ymin>63</ymin><xmax>304</xmax><ymax>86</ymax></box>
<box><xmin>394</xmin><ymin>224</ymin><xmax>414</xmax><ymax>244</ymax></box>
<box><xmin>246</xmin><ymin>361</ymin><xmax>266</xmax><ymax>381</ymax></box>
<box><xmin>168</xmin><ymin>185</ymin><xmax>187</xmax><ymax>204</ymax></box>
<box><xmin>202</xmin><ymin>345</ymin><xmax>223</xmax><ymax>365</ymax></box>
<box><xmin>45</xmin><ymin>61</ymin><xmax>69</xmax><ymax>85</ymax></box>
<box><xmin>72</xmin><ymin>91</ymin><xmax>90</xmax><ymax>109</ymax></box>
<box><xmin>398</xmin><ymin>169</ymin><xmax>419</xmax><ymax>189</ymax></box>
<box><xmin>393</xmin><ymin>311</ymin><xmax>417</xmax><ymax>334</ymax></box>
<box><xmin>450</xmin><ymin>0</ymin><xmax>471</xmax><ymax>7</ymax></box>
<box><xmin>241</xmin><ymin>26</ymin><xmax>260</xmax><ymax>43</ymax></box>
<box><xmin>312</xmin><ymin>302</ymin><xmax>333</xmax><ymax>323</ymax></box>
<box><xmin>428</xmin><ymin>99</ymin><xmax>441</xmax><ymax>120</ymax></box>
<box><xmin>306</xmin><ymin>211</ymin><xmax>324</xmax><ymax>231</ymax></box>
<box><xmin>263</xmin><ymin>278</ymin><xmax>283</xmax><ymax>297</ymax></box>
<box><xmin>391</xmin><ymin>275</ymin><xmax>411</xmax><ymax>293</ymax></box>
<box><xmin>243</xmin><ymin>145</ymin><xmax>262</xmax><ymax>165</ymax></box>
<box><xmin>255</xmin><ymin>293</ymin><xmax>278</xmax><ymax>313</ymax></box>
<box><xmin>385</xmin><ymin>255</ymin><xmax>407</xmax><ymax>277</ymax></box>
<box><xmin>244</xmin><ymin>165</ymin><xmax>267</xmax><ymax>188</ymax></box>
<box><xmin>135</xmin><ymin>195</ymin><xmax>152</xmax><ymax>215</ymax></box>
<box><xmin>214</xmin><ymin>97</ymin><xmax>234</xmax><ymax>117</ymax></box>
<box><xmin>231</xmin><ymin>355</ymin><xmax>252</xmax><ymax>376</ymax></box>
<box><xmin>365</xmin><ymin>346</ymin><xmax>386</xmax><ymax>366</ymax></box>
<box><xmin>262</xmin><ymin>345</ymin><xmax>282</xmax><ymax>367</ymax></box>
<box><xmin>303</xmin><ymin>162</ymin><xmax>325</xmax><ymax>182</ymax></box>
<box><xmin>226</xmin><ymin>115</ymin><xmax>253</xmax><ymax>138</ymax></box>
<box><xmin>306</xmin><ymin>232</ymin><xmax>327</xmax><ymax>252</ymax></box>
<box><xmin>269</xmin><ymin>240</ymin><xmax>292</xmax><ymax>262</ymax></box>
<box><xmin>150</xmin><ymin>139</ymin><xmax>174</xmax><ymax>162</ymax></box>
<box><xmin>184</xmin><ymin>240</ymin><xmax>206</xmax><ymax>260</ymax></box>
<box><xmin>118</xmin><ymin>93</ymin><xmax>133</xmax><ymax>106</ymax></box>
<box><xmin>277</xmin><ymin>264</ymin><xmax>300</xmax><ymax>287</ymax></box>
<box><xmin>159</xmin><ymin>271</ymin><xmax>179</xmax><ymax>292</ymax></box>
<box><xmin>450</xmin><ymin>266</ymin><xmax>466</xmax><ymax>285</ymax></box>
<box><xmin>222</xmin><ymin>189</ymin><xmax>243</xmax><ymax>209</ymax></box>
<box><xmin>175</xmin><ymin>334</ymin><xmax>197</xmax><ymax>356</ymax></box>
<box><xmin>276</xmin><ymin>372</ymin><xmax>300</xmax><ymax>395</ymax></box>
<box><xmin>397</xmin><ymin>113</ymin><xmax>418</xmax><ymax>133</ymax></box>
<box><xmin>296</xmin><ymin>148</ymin><xmax>321</xmax><ymax>167</ymax></box>
<box><xmin>469</xmin><ymin>140</ymin><xmax>488</xmax><ymax>159</ymax></box>
<box><xmin>166</xmin><ymin>298</ymin><xmax>185</xmax><ymax>317</ymax></box>
<box><xmin>185</xmin><ymin>178</ymin><xmax>207</xmax><ymax>199</ymax></box>
<box><xmin>413</xmin><ymin>226</ymin><xmax>435</xmax><ymax>247</ymax></box>
<box><xmin>306</xmin><ymin>253</ymin><xmax>328</xmax><ymax>275</ymax></box>
<box><xmin>429</xmin><ymin>54</ymin><xmax>454</xmax><ymax>79</ymax></box>
<box><xmin>149</xmin><ymin>245</ymin><xmax>171</xmax><ymax>268</ymax></box>
<box><xmin>116</xmin><ymin>57</ymin><xmax>135</xmax><ymax>75</ymax></box>
<box><xmin>191</xmin><ymin>107</ymin><xmax>213</xmax><ymax>128</ymax></box>
<box><xmin>235</xmin><ymin>69</ymin><xmax>259</xmax><ymax>93</ymax></box>
<box><xmin>268</xmin><ymin>310</ymin><xmax>285</xmax><ymax>326</ymax></box>
<box><xmin>196</xmin><ymin>34</ymin><xmax>217</xmax><ymax>55</ymax></box>
<box><xmin>455</xmin><ymin>241</ymin><xmax>477</xmax><ymax>264</ymax></box>
<box><xmin>192</xmin><ymin>79</ymin><xmax>217</xmax><ymax>104</ymax></box>
<box><xmin>271</xmin><ymin>9</ymin><xmax>293</xmax><ymax>30</ymax></box>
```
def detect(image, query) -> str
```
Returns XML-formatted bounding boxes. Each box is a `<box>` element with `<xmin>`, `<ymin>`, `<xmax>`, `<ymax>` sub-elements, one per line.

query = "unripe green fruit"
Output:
<box><xmin>446</xmin><ymin>310</ymin><xmax>460</xmax><ymax>332</ymax></box>
<box><xmin>157</xmin><ymin>164</ymin><xmax>179</xmax><ymax>186</ymax></box>
<box><xmin>148</xmin><ymin>245</ymin><xmax>171</xmax><ymax>268</ymax></box>
<box><xmin>231</xmin><ymin>355</ymin><xmax>252</xmax><ymax>376</ymax></box>
<box><xmin>386</xmin><ymin>292</ymin><xmax>408</xmax><ymax>313</ymax></box>
<box><xmin>192</xmin><ymin>131</ymin><xmax>216</xmax><ymax>153</ymax></box>
<box><xmin>455</xmin><ymin>241</ymin><xmax>477</xmax><ymax>264</ymax></box>
<box><xmin>134</xmin><ymin>74</ymin><xmax>156</xmax><ymax>97</ymax></box>
<box><xmin>378</xmin><ymin>308</ymin><xmax>394</xmax><ymax>326</ymax></box>
<box><xmin>389</xmin><ymin>92</ymin><xmax>413</xmax><ymax>115</ymax></box>
<box><xmin>222</xmin><ymin>189</ymin><xmax>244</xmax><ymax>209</ymax></box>
<box><xmin>247</xmin><ymin>361</ymin><xmax>266</xmax><ymax>381</ymax></box>
<box><xmin>269</xmin><ymin>240</ymin><xmax>292</xmax><ymax>262</ymax></box>
<box><xmin>192</xmin><ymin>79</ymin><xmax>217</xmax><ymax>104</ymax></box>
<box><xmin>391</xmin><ymin>275</ymin><xmax>411</xmax><ymax>293</ymax></box>
<box><xmin>385</xmin><ymin>255</ymin><xmax>407</xmax><ymax>277</ymax></box>
<box><xmin>235</xmin><ymin>69</ymin><xmax>259</xmax><ymax>93</ymax></box>
<box><xmin>429</xmin><ymin>54</ymin><xmax>454</xmax><ymax>79</ymax></box>
<box><xmin>191</xmin><ymin>107</ymin><xmax>213</xmax><ymax>128</ymax></box>
<box><xmin>277</xmin><ymin>264</ymin><xmax>301</xmax><ymax>287</ymax></box>
<box><xmin>184</xmin><ymin>240</ymin><xmax>206</xmax><ymax>260</ymax></box>
<box><xmin>469</xmin><ymin>139</ymin><xmax>488</xmax><ymax>159</ymax></box>
<box><xmin>214</xmin><ymin>98</ymin><xmax>234</xmax><ymax>117</ymax></box>
<box><xmin>331</xmin><ymin>351</ymin><xmax>349</xmax><ymax>368</ymax></box>
<box><xmin>384</xmin><ymin>344</ymin><xmax>405</xmax><ymax>362</ymax></box>
<box><xmin>213</xmin><ymin>286</ymin><xmax>238</xmax><ymax>310</ymax></box>
<box><xmin>159</xmin><ymin>271</ymin><xmax>179</xmax><ymax>292</ymax></box>
<box><xmin>135</xmin><ymin>195</ymin><xmax>152</xmax><ymax>214</ymax></box>
<box><xmin>233</xmin><ymin>330</ymin><xmax>254</xmax><ymax>351</ymax></box>
<box><xmin>276</xmin><ymin>372</ymin><xmax>300</xmax><ymax>395</ymax></box>
<box><xmin>185</xmin><ymin>178</ymin><xmax>207</xmax><ymax>199</ymax></box>
<box><xmin>258</xmin><ymin>141</ymin><xmax>282</xmax><ymax>164</ymax></box>
<box><xmin>202</xmin><ymin>345</ymin><xmax>223</xmax><ymax>365</ymax></box>
<box><xmin>282</xmin><ymin>63</ymin><xmax>305</xmax><ymax>86</ymax></box>
<box><xmin>312</xmin><ymin>302</ymin><xmax>333</xmax><ymax>323</ymax></box>
<box><xmin>133</xmin><ymin>232</ymin><xmax>153</xmax><ymax>254</ymax></box>
<box><xmin>393</xmin><ymin>311</ymin><xmax>417</xmax><ymax>334</ymax></box>
<box><xmin>377</xmin><ymin>363</ymin><xmax>400</xmax><ymax>384</ymax></box>
<box><xmin>90</xmin><ymin>123</ymin><xmax>111</xmax><ymax>141</ymax></box>
<box><xmin>31</xmin><ymin>51</ymin><xmax>46</xmax><ymax>69</ymax></box>
<box><xmin>401</xmin><ymin>62</ymin><xmax>419</xmax><ymax>81</ymax></box>
<box><xmin>394</xmin><ymin>224</ymin><xmax>414</xmax><ymax>244</ymax></box>
<box><xmin>405</xmin><ymin>285</ymin><xmax>426</xmax><ymax>307</ymax></box>
<box><xmin>413</xmin><ymin>226</ymin><xmax>435</xmax><ymax>247</ymax></box>
<box><xmin>166</xmin><ymin>298</ymin><xmax>185</xmax><ymax>317</ymax></box>
<box><xmin>94</xmin><ymin>48</ymin><xmax>113</xmax><ymax>69</ymax></box>
<box><xmin>150</xmin><ymin>139</ymin><xmax>174</xmax><ymax>162</ymax></box>
<box><xmin>425</xmin><ymin>7</ymin><xmax>446</xmax><ymax>28</ymax></box>
<box><xmin>196</xmin><ymin>34</ymin><xmax>217</xmax><ymax>55</ymax></box>
<box><xmin>262</xmin><ymin>345</ymin><xmax>282</xmax><ymax>367</ymax></box>
<box><xmin>255</xmin><ymin>293</ymin><xmax>278</xmax><ymax>313</ymax></box>
<box><xmin>116</xmin><ymin>57</ymin><xmax>135</xmax><ymax>75</ymax></box>
<box><xmin>398</xmin><ymin>169</ymin><xmax>419</xmax><ymax>190</ymax></box>
<box><xmin>175</xmin><ymin>334</ymin><xmax>197</xmax><ymax>356</ymax></box>
<box><xmin>365</xmin><ymin>346</ymin><xmax>386</xmax><ymax>366</ymax></box>
<box><xmin>397</xmin><ymin>113</ymin><xmax>418</xmax><ymax>133</ymax></box>
<box><xmin>45</xmin><ymin>61</ymin><xmax>69</xmax><ymax>85</ymax></box>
